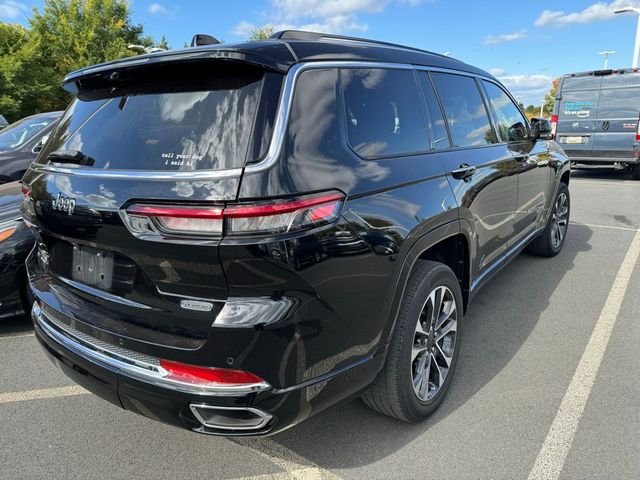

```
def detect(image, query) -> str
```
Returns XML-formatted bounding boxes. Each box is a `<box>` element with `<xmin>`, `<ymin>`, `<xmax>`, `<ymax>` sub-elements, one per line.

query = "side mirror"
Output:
<box><xmin>32</xmin><ymin>133</ymin><xmax>50</xmax><ymax>154</ymax></box>
<box><xmin>531</xmin><ymin>117</ymin><xmax>553</xmax><ymax>140</ymax></box>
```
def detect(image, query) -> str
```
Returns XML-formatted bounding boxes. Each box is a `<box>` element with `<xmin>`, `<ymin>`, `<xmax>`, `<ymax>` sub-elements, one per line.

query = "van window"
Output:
<box><xmin>431</xmin><ymin>73</ymin><xmax>497</xmax><ymax>148</ymax></box>
<box><xmin>340</xmin><ymin>68</ymin><xmax>428</xmax><ymax>158</ymax></box>
<box><xmin>482</xmin><ymin>81</ymin><xmax>529</xmax><ymax>142</ymax></box>
<box><xmin>39</xmin><ymin>66</ymin><xmax>266</xmax><ymax>171</ymax></box>
<box><xmin>417</xmin><ymin>73</ymin><xmax>451</xmax><ymax>150</ymax></box>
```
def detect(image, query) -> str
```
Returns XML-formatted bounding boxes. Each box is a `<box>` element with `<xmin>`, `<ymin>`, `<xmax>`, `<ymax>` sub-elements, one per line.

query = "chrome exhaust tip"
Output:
<box><xmin>189</xmin><ymin>404</ymin><xmax>273</xmax><ymax>431</ymax></box>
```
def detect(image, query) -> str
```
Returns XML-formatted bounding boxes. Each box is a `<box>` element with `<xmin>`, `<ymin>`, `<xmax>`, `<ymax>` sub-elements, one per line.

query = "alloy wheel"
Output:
<box><xmin>550</xmin><ymin>192</ymin><xmax>569</xmax><ymax>249</ymax></box>
<box><xmin>411</xmin><ymin>285</ymin><xmax>458</xmax><ymax>401</ymax></box>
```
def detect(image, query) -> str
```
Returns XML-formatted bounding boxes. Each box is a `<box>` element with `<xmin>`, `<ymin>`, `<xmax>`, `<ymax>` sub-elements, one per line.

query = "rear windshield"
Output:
<box><xmin>38</xmin><ymin>63</ymin><xmax>269</xmax><ymax>171</ymax></box>
<box><xmin>561</xmin><ymin>76</ymin><xmax>602</xmax><ymax>91</ymax></box>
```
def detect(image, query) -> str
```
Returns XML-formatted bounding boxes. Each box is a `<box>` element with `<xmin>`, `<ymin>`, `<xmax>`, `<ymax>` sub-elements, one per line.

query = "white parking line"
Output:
<box><xmin>528</xmin><ymin>230</ymin><xmax>640</xmax><ymax>480</ymax></box>
<box><xmin>570</xmin><ymin>222</ymin><xmax>639</xmax><ymax>232</ymax></box>
<box><xmin>0</xmin><ymin>385</ymin><xmax>89</xmax><ymax>404</ymax></box>
<box><xmin>234</xmin><ymin>438</ymin><xmax>343</xmax><ymax>480</ymax></box>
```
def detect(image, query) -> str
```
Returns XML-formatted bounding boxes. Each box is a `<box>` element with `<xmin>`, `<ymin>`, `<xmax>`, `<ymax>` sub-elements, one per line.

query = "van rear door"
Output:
<box><xmin>591</xmin><ymin>72</ymin><xmax>640</xmax><ymax>161</ymax></box>
<box><xmin>556</xmin><ymin>75</ymin><xmax>601</xmax><ymax>160</ymax></box>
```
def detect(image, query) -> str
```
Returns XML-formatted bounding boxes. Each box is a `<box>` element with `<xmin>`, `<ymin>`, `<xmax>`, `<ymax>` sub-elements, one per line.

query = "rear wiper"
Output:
<box><xmin>46</xmin><ymin>149</ymin><xmax>95</xmax><ymax>166</ymax></box>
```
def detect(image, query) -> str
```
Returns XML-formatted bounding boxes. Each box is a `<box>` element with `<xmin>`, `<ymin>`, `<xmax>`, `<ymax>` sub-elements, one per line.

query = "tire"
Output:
<box><xmin>526</xmin><ymin>183</ymin><xmax>570</xmax><ymax>257</ymax></box>
<box><xmin>632</xmin><ymin>164</ymin><xmax>640</xmax><ymax>181</ymax></box>
<box><xmin>361</xmin><ymin>260</ymin><xmax>463</xmax><ymax>422</ymax></box>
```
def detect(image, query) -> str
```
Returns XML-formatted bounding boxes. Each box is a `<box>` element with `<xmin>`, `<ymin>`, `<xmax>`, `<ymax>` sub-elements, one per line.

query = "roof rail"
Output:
<box><xmin>270</xmin><ymin>30</ymin><xmax>439</xmax><ymax>56</ymax></box>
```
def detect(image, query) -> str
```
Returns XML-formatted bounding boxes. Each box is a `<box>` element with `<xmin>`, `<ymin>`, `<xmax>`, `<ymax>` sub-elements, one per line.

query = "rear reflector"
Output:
<box><xmin>550</xmin><ymin>114</ymin><xmax>558</xmax><ymax>140</ymax></box>
<box><xmin>159</xmin><ymin>360</ymin><xmax>265</xmax><ymax>386</ymax></box>
<box><xmin>125</xmin><ymin>191</ymin><xmax>344</xmax><ymax>238</ymax></box>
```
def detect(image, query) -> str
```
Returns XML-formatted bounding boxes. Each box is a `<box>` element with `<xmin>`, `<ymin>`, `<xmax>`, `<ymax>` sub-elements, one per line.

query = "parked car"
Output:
<box><xmin>0</xmin><ymin>111</ymin><xmax>62</xmax><ymax>183</ymax></box>
<box><xmin>0</xmin><ymin>181</ymin><xmax>34</xmax><ymax>320</ymax></box>
<box><xmin>0</xmin><ymin>115</ymin><xmax>8</xmax><ymax>130</ymax></box>
<box><xmin>553</xmin><ymin>68</ymin><xmax>640</xmax><ymax>179</ymax></box>
<box><xmin>22</xmin><ymin>30</ymin><xmax>570</xmax><ymax>436</ymax></box>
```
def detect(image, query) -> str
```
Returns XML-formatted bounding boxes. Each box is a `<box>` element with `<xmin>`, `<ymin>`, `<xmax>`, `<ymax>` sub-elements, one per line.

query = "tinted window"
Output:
<box><xmin>600</xmin><ymin>72</ymin><xmax>640</xmax><ymax>88</ymax></box>
<box><xmin>431</xmin><ymin>73</ymin><xmax>496</xmax><ymax>147</ymax></box>
<box><xmin>40</xmin><ymin>76</ymin><xmax>263</xmax><ymax>171</ymax></box>
<box><xmin>597</xmin><ymin>87</ymin><xmax>640</xmax><ymax>118</ymax></box>
<box><xmin>418</xmin><ymin>73</ymin><xmax>451</xmax><ymax>150</ymax></box>
<box><xmin>0</xmin><ymin>115</ymin><xmax>56</xmax><ymax>151</ymax></box>
<box><xmin>341</xmin><ymin>68</ymin><xmax>428</xmax><ymax>158</ymax></box>
<box><xmin>483</xmin><ymin>81</ymin><xmax>529</xmax><ymax>142</ymax></box>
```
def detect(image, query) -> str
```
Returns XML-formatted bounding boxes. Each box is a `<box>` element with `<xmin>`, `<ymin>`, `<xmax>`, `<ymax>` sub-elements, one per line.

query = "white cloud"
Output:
<box><xmin>0</xmin><ymin>0</ymin><xmax>27</xmax><ymax>19</ymax></box>
<box><xmin>497</xmin><ymin>74</ymin><xmax>554</xmax><ymax>104</ymax></box>
<box><xmin>535</xmin><ymin>0</ymin><xmax>640</xmax><ymax>27</ymax></box>
<box><xmin>484</xmin><ymin>30</ymin><xmax>527</xmax><ymax>45</ymax></box>
<box><xmin>232</xmin><ymin>0</ymin><xmax>421</xmax><ymax>36</ymax></box>
<box><xmin>148</xmin><ymin>2</ymin><xmax>176</xmax><ymax>15</ymax></box>
<box><xmin>488</xmin><ymin>68</ymin><xmax>505</xmax><ymax>76</ymax></box>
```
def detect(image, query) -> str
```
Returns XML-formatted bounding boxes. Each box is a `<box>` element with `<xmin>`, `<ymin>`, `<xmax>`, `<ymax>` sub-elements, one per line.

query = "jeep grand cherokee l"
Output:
<box><xmin>21</xmin><ymin>30</ymin><xmax>570</xmax><ymax>436</ymax></box>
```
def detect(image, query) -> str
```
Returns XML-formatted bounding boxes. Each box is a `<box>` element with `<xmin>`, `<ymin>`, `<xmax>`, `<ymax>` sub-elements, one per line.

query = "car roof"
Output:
<box><xmin>62</xmin><ymin>31</ymin><xmax>494</xmax><ymax>90</ymax></box>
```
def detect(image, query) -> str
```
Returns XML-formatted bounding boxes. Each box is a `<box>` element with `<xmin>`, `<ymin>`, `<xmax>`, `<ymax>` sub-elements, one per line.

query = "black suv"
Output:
<box><xmin>22</xmin><ymin>31</ymin><xmax>570</xmax><ymax>436</ymax></box>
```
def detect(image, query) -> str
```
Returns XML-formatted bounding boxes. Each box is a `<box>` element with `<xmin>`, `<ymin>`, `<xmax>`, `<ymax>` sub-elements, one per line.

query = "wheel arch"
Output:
<box><xmin>377</xmin><ymin>221</ymin><xmax>472</xmax><ymax>351</ymax></box>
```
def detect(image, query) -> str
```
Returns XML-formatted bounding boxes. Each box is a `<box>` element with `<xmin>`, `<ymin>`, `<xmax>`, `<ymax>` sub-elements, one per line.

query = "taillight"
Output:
<box><xmin>636</xmin><ymin>114</ymin><xmax>640</xmax><ymax>141</ymax></box>
<box><xmin>550</xmin><ymin>114</ymin><xmax>558</xmax><ymax>140</ymax></box>
<box><xmin>0</xmin><ymin>224</ymin><xmax>17</xmax><ymax>242</ymax></box>
<box><xmin>159</xmin><ymin>359</ymin><xmax>265</xmax><ymax>386</ymax></box>
<box><xmin>21</xmin><ymin>185</ymin><xmax>32</xmax><ymax>198</ymax></box>
<box><xmin>125</xmin><ymin>191</ymin><xmax>344</xmax><ymax>238</ymax></box>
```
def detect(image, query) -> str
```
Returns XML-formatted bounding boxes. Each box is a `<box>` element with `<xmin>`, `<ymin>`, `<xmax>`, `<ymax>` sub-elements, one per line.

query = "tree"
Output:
<box><xmin>543</xmin><ymin>77</ymin><xmax>561</xmax><ymax>117</ymax></box>
<box><xmin>155</xmin><ymin>34</ymin><xmax>170</xmax><ymax>50</ymax></box>
<box><xmin>249</xmin><ymin>25</ymin><xmax>274</xmax><ymax>41</ymax></box>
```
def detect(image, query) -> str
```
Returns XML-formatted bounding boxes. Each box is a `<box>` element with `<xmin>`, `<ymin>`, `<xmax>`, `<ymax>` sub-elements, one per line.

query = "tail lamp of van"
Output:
<box><xmin>550</xmin><ymin>114</ymin><xmax>558</xmax><ymax>140</ymax></box>
<box><xmin>124</xmin><ymin>191</ymin><xmax>345</xmax><ymax>238</ymax></box>
<box><xmin>636</xmin><ymin>113</ymin><xmax>640</xmax><ymax>142</ymax></box>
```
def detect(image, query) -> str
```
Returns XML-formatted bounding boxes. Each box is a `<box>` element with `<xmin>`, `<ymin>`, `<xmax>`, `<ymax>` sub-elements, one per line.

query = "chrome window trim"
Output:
<box><xmin>30</xmin><ymin>61</ymin><xmax>499</xmax><ymax>180</ymax></box>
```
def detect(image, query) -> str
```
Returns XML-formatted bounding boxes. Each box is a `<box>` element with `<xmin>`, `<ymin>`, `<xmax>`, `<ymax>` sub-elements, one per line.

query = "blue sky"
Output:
<box><xmin>3</xmin><ymin>0</ymin><xmax>640</xmax><ymax>104</ymax></box>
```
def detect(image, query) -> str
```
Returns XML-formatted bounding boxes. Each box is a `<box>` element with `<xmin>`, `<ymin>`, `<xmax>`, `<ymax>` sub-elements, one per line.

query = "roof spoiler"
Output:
<box><xmin>190</xmin><ymin>34</ymin><xmax>221</xmax><ymax>47</ymax></box>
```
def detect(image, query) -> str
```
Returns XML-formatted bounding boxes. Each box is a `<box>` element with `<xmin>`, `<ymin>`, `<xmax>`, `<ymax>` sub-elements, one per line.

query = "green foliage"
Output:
<box><xmin>0</xmin><ymin>0</ymin><xmax>160</xmax><ymax>122</ymax></box>
<box><xmin>543</xmin><ymin>78</ymin><xmax>561</xmax><ymax>117</ymax></box>
<box><xmin>249</xmin><ymin>25</ymin><xmax>274</xmax><ymax>41</ymax></box>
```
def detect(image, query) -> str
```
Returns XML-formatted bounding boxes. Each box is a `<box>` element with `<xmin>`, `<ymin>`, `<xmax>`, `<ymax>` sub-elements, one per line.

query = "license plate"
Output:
<box><xmin>563</xmin><ymin>136</ymin><xmax>586</xmax><ymax>144</ymax></box>
<box><xmin>72</xmin><ymin>245</ymin><xmax>114</xmax><ymax>290</ymax></box>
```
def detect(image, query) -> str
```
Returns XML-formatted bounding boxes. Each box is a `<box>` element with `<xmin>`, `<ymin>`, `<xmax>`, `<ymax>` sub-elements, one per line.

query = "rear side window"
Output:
<box><xmin>341</xmin><ymin>68</ymin><xmax>428</xmax><ymax>158</ymax></box>
<box><xmin>482</xmin><ymin>81</ymin><xmax>529</xmax><ymax>142</ymax></box>
<box><xmin>431</xmin><ymin>73</ymin><xmax>497</xmax><ymax>148</ymax></box>
<box><xmin>39</xmin><ymin>64</ymin><xmax>266</xmax><ymax>171</ymax></box>
<box><xmin>417</xmin><ymin>73</ymin><xmax>451</xmax><ymax>150</ymax></box>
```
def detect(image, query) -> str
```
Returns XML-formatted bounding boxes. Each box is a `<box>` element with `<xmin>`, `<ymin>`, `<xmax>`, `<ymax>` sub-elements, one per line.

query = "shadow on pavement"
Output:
<box><xmin>244</xmin><ymin>224</ymin><xmax>593</xmax><ymax>470</ymax></box>
<box><xmin>570</xmin><ymin>167</ymin><xmax>634</xmax><ymax>181</ymax></box>
<box><xmin>0</xmin><ymin>313</ymin><xmax>32</xmax><ymax>336</ymax></box>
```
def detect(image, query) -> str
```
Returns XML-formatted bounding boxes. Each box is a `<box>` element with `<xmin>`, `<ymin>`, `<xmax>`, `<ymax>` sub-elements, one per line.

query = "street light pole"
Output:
<box><xmin>598</xmin><ymin>50</ymin><xmax>616</xmax><ymax>68</ymax></box>
<box><xmin>615</xmin><ymin>7</ymin><xmax>640</xmax><ymax>68</ymax></box>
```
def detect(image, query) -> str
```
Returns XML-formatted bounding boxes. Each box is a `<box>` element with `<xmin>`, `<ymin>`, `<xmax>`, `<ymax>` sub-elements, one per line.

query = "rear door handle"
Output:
<box><xmin>451</xmin><ymin>163</ymin><xmax>476</xmax><ymax>180</ymax></box>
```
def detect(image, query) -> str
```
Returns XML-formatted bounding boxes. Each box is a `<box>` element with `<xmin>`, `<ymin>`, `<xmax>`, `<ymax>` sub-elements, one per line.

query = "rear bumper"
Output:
<box><xmin>33</xmin><ymin>300</ymin><xmax>383</xmax><ymax>436</ymax></box>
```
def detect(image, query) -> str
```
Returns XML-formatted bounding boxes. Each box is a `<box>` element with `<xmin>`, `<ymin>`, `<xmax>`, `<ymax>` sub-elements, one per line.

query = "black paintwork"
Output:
<box><xmin>0</xmin><ymin>112</ymin><xmax>62</xmax><ymax>183</ymax></box>
<box><xmin>22</xmin><ymin>35</ymin><xmax>570</xmax><ymax>435</ymax></box>
<box><xmin>0</xmin><ymin>182</ymin><xmax>34</xmax><ymax>318</ymax></box>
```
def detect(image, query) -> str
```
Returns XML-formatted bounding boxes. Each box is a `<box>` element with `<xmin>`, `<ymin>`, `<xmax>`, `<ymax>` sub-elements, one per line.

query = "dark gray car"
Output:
<box><xmin>553</xmin><ymin>68</ymin><xmax>640</xmax><ymax>179</ymax></box>
<box><xmin>0</xmin><ymin>111</ymin><xmax>62</xmax><ymax>183</ymax></box>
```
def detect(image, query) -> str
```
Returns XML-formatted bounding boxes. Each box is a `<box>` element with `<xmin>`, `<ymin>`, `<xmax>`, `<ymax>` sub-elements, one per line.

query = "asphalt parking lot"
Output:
<box><xmin>1</xmin><ymin>169</ymin><xmax>639</xmax><ymax>480</ymax></box>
